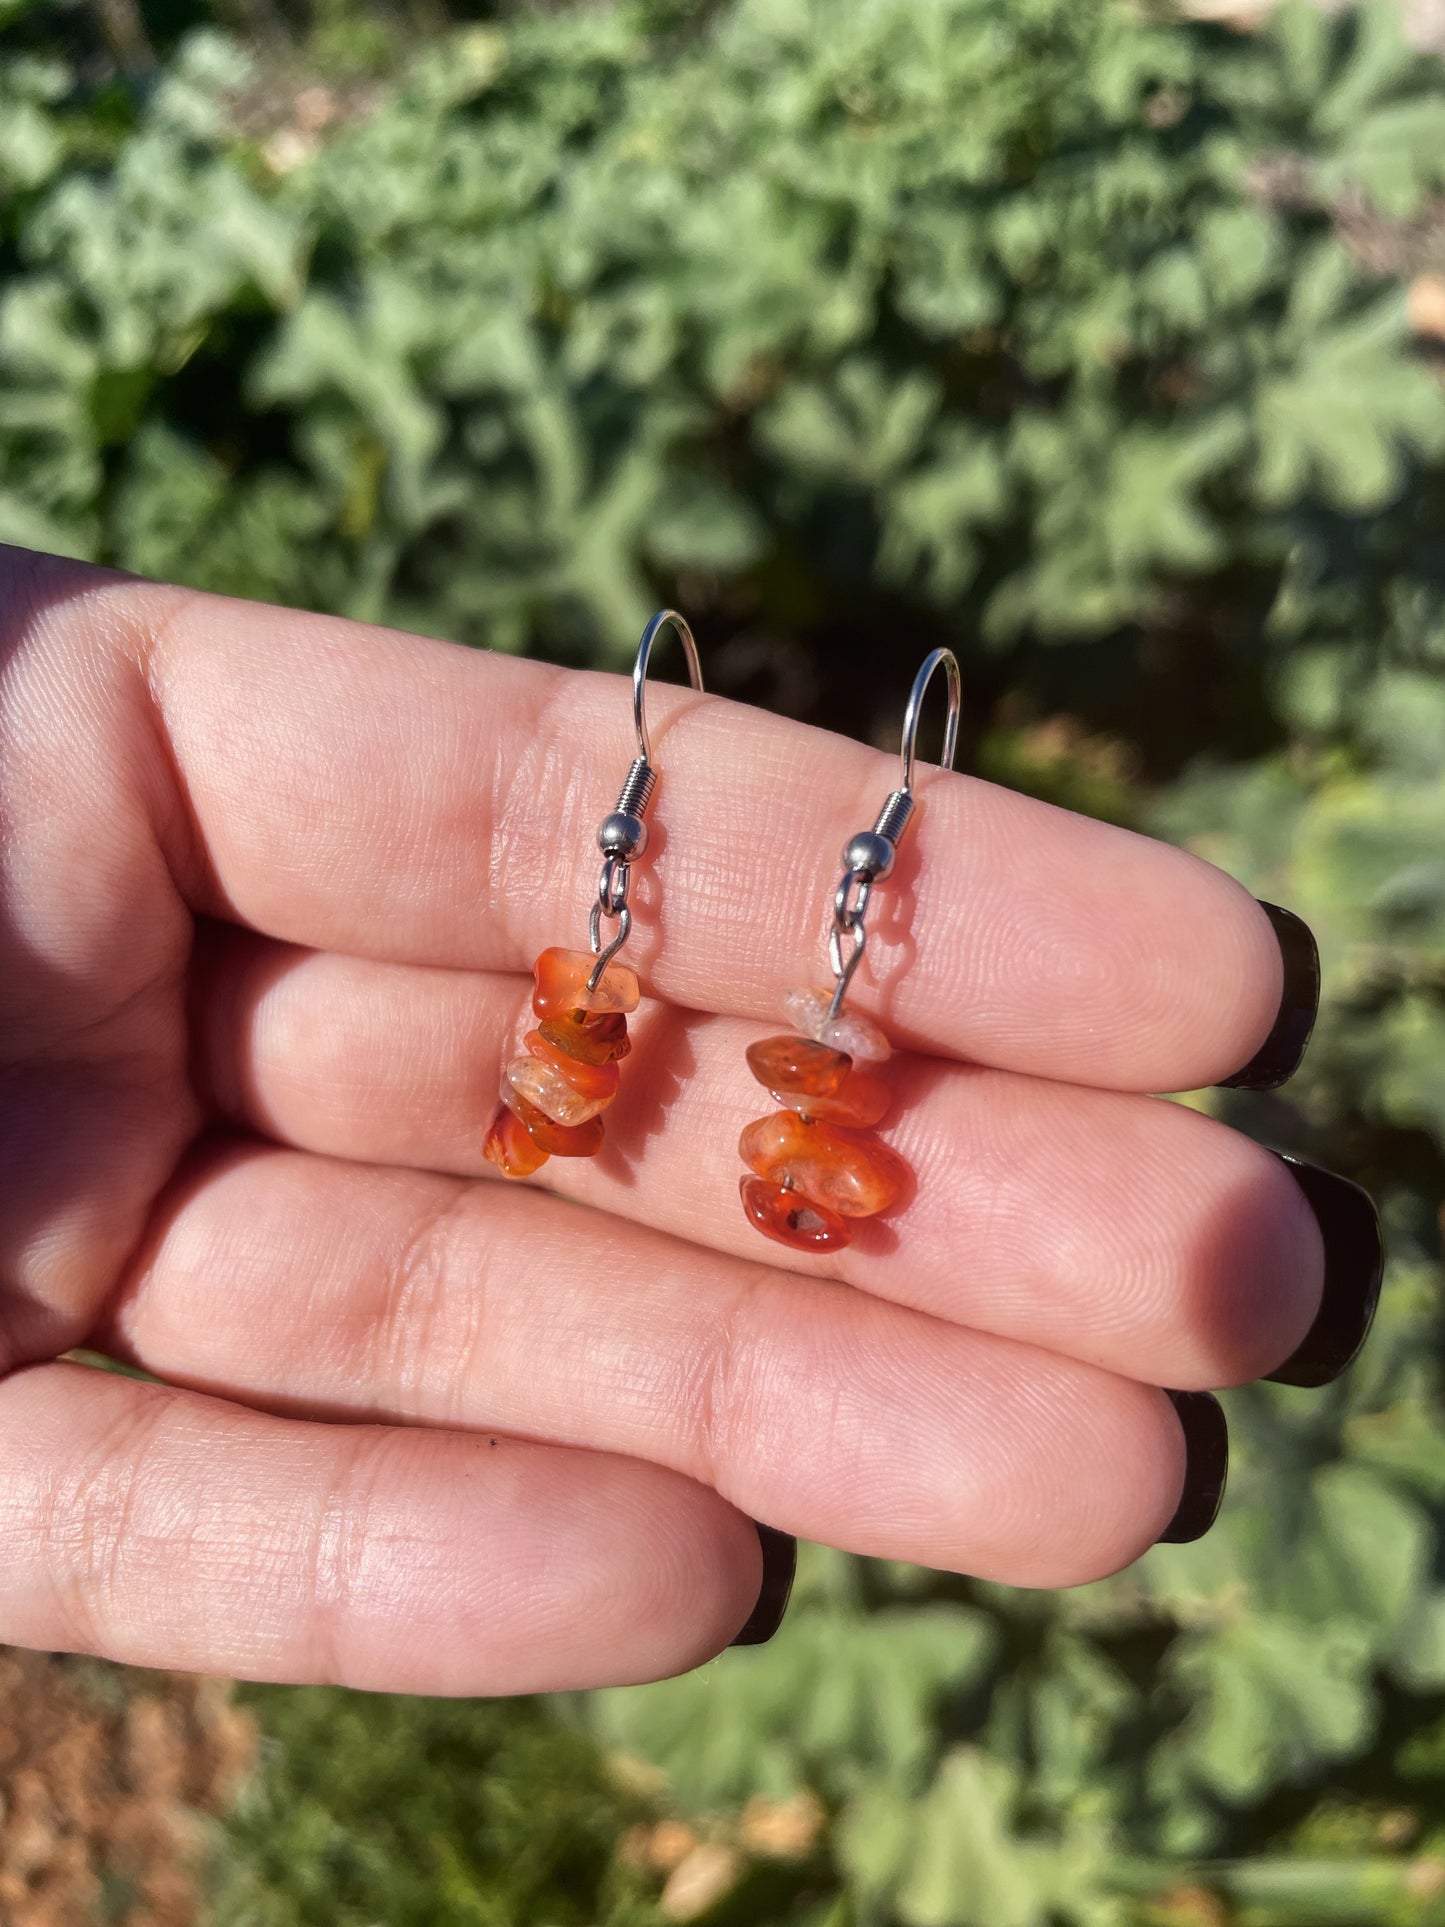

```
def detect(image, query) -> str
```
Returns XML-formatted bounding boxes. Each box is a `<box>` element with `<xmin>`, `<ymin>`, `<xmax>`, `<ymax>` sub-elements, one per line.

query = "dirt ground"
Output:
<box><xmin>0</xmin><ymin>1651</ymin><xmax>255</xmax><ymax>1927</ymax></box>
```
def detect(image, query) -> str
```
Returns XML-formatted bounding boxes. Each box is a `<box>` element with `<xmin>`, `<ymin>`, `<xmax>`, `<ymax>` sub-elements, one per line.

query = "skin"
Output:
<box><xmin>0</xmin><ymin>545</ymin><xmax>1321</xmax><ymax>1695</ymax></box>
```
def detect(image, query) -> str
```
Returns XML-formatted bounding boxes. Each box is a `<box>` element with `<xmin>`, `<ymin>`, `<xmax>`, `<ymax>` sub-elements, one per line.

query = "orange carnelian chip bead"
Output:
<box><xmin>739</xmin><ymin>1111</ymin><xmax>909</xmax><ymax>1218</ymax></box>
<box><xmin>532</xmin><ymin>947</ymin><xmax>640</xmax><ymax>1021</ymax></box>
<box><xmin>484</xmin><ymin>1104</ymin><xmax>550</xmax><ymax>1178</ymax></box>
<box><xmin>745</xmin><ymin>1034</ymin><xmax>851</xmax><ymax>1098</ymax></box>
<box><xmin>504</xmin><ymin>1089</ymin><xmax>605</xmax><ymax>1157</ymax></box>
<box><xmin>538</xmin><ymin>1009</ymin><xmax>631</xmax><ymax>1065</ymax></box>
<box><xmin>523</xmin><ymin>1030</ymin><xmax>622</xmax><ymax>1103</ymax></box>
<box><xmin>740</xmin><ymin>1175</ymin><xmax>852</xmax><ymax>1252</ymax></box>
<box><xmin>505</xmin><ymin>1053</ymin><xmax>616</xmax><ymax>1127</ymax></box>
<box><xmin>770</xmin><ymin>1067</ymin><xmax>891</xmax><ymax>1129</ymax></box>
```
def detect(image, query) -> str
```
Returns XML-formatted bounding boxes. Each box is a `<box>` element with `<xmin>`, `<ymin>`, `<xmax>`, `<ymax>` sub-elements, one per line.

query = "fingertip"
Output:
<box><xmin>1149</xmin><ymin>862</ymin><xmax>1291</xmax><ymax>1094</ymax></box>
<box><xmin>1081</xmin><ymin>1383</ymin><xmax>1197</xmax><ymax>1580</ymax></box>
<box><xmin>1264</xmin><ymin>1156</ymin><xmax>1383</xmax><ymax>1388</ymax></box>
<box><xmin>728</xmin><ymin>1524</ymin><xmax>796</xmax><ymax>1648</ymax></box>
<box><xmin>1157</xmin><ymin>1390</ymin><xmax>1229</xmax><ymax>1544</ymax></box>
<box><xmin>1143</xmin><ymin>1120</ymin><xmax>1327</xmax><ymax>1391</ymax></box>
<box><xmin>1214</xmin><ymin>901</ymin><xmax>1319</xmax><ymax>1094</ymax></box>
<box><xmin>1000</xmin><ymin>1379</ymin><xmax>1189</xmax><ymax>1589</ymax></box>
<box><xmin>621</xmin><ymin>1489</ymin><xmax>768</xmax><ymax>1680</ymax></box>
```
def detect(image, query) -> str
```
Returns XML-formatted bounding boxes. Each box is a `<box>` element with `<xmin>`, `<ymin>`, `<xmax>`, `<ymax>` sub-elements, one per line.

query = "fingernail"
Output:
<box><xmin>1159</xmin><ymin>1390</ymin><xmax>1229</xmax><ymax>1543</ymax></box>
<box><xmin>729</xmin><ymin>1524</ymin><xmax>797</xmax><ymax>1647</ymax></box>
<box><xmin>1217</xmin><ymin>901</ymin><xmax>1320</xmax><ymax>1092</ymax></box>
<box><xmin>1266</xmin><ymin>1154</ymin><xmax>1384</xmax><ymax>1387</ymax></box>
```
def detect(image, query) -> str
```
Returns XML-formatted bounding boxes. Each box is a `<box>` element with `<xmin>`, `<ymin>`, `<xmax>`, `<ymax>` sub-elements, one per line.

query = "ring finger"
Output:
<box><xmin>107</xmin><ymin>1136</ymin><xmax>1193</xmax><ymax>1588</ymax></box>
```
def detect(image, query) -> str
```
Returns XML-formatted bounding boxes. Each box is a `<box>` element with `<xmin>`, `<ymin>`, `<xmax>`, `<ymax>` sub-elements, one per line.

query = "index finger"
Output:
<box><xmin>14</xmin><ymin>549</ymin><xmax>1286</xmax><ymax>1092</ymax></box>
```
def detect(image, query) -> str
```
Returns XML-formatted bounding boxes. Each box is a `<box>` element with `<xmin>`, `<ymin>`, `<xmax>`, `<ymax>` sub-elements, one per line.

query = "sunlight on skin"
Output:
<box><xmin>0</xmin><ymin>546</ymin><xmax>1304</xmax><ymax>1691</ymax></box>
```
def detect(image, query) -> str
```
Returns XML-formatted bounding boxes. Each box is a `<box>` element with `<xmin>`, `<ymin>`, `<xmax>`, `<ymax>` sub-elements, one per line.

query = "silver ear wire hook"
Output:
<box><xmin>826</xmin><ymin>646</ymin><xmax>961</xmax><ymax>1019</ymax></box>
<box><xmin>588</xmin><ymin>609</ymin><xmax>704</xmax><ymax>989</ymax></box>
<box><xmin>900</xmin><ymin>647</ymin><xmax>961</xmax><ymax>795</ymax></box>
<box><xmin>633</xmin><ymin>608</ymin><xmax>704</xmax><ymax>766</ymax></box>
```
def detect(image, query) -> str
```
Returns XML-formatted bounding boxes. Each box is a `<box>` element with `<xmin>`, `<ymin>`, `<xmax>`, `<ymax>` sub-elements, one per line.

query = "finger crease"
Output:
<box><xmin>381</xmin><ymin>1183</ymin><xmax>482</xmax><ymax>1423</ymax></box>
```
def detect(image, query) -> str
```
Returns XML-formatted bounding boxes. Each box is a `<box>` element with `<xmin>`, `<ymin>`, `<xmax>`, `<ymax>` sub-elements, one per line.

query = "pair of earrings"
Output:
<box><xmin>483</xmin><ymin>610</ymin><xmax>960</xmax><ymax>1256</ymax></box>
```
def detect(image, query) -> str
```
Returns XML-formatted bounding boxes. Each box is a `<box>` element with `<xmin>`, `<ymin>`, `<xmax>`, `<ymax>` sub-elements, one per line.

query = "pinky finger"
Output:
<box><xmin>0</xmin><ymin>1361</ymin><xmax>766</xmax><ymax>1693</ymax></box>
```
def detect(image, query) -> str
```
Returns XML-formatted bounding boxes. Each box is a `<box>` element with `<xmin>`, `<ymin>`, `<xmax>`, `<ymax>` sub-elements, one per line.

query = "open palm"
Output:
<box><xmin>0</xmin><ymin>545</ymin><xmax>1374</xmax><ymax>1694</ymax></box>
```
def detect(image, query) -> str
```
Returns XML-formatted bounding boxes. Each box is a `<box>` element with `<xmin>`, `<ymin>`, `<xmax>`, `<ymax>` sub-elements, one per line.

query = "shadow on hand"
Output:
<box><xmin>0</xmin><ymin>546</ymin><xmax>200</xmax><ymax>1372</ymax></box>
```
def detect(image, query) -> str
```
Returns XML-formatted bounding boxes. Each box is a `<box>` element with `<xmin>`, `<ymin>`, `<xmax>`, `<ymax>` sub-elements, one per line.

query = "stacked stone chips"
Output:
<box><xmin>483</xmin><ymin>948</ymin><xmax>639</xmax><ymax>1178</ymax></box>
<box><xmin>738</xmin><ymin>988</ymin><xmax>909</xmax><ymax>1251</ymax></box>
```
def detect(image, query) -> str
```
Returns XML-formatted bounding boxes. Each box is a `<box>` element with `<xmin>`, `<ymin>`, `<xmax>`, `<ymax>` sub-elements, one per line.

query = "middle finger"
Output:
<box><xmin>194</xmin><ymin>930</ymin><xmax>1325</xmax><ymax>1390</ymax></box>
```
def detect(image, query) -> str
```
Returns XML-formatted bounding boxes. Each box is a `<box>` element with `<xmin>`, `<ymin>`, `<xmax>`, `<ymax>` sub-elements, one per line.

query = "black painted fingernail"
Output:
<box><xmin>729</xmin><ymin>1524</ymin><xmax>796</xmax><ymax>1647</ymax></box>
<box><xmin>1217</xmin><ymin>901</ymin><xmax>1320</xmax><ymax>1092</ymax></box>
<box><xmin>1159</xmin><ymin>1390</ymin><xmax>1229</xmax><ymax>1543</ymax></box>
<box><xmin>1266</xmin><ymin>1154</ymin><xmax>1384</xmax><ymax>1387</ymax></box>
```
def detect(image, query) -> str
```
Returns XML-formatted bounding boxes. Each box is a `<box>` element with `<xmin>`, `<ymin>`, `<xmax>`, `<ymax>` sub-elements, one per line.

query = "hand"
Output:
<box><xmin>0</xmin><ymin>546</ymin><xmax>1343</xmax><ymax>1694</ymax></box>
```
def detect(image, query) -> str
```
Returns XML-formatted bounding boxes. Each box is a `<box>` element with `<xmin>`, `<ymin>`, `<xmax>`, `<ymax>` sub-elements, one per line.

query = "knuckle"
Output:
<box><xmin>52</xmin><ymin>1382</ymin><xmax>171</xmax><ymax>1657</ymax></box>
<box><xmin>683</xmin><ymin>1274</ymin><xmax>769</xmax><ymax>1497</ymax></box>
<box><xmin>379</xmin><ymin>1183</ymin><xmax>481</xmax><ymax>1421</ymax></box>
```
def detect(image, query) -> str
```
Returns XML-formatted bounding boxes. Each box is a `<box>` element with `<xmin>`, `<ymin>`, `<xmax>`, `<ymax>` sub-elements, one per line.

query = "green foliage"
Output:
<box><xmin>210</xmin><ymin>1684</ymin><xmax>663</xmax><ymax>1926</ymax></box>
<box><xmin>4</xmin><ymin>0</ymin><xmax>1445</xmax><ymax>1922</ymax></box>
<box><xmin>590</xmin><ymin>1559</ymin><xmax>998</xmax><ymax>1807</ymax></box>
<box><xmin>4</xmin><ymin>0</ymin><xmax>1444</xmax><ymax>667</ymax></box>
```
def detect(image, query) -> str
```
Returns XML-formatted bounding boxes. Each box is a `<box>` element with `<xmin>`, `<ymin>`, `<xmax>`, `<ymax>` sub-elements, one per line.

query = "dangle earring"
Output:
<box><xmin>484</xmin><ymin>610</ymin><xmax>703</xmax><ymax>1180</ymax></box>
<box><xmin>738</xmin><ymin>648</ymin><xmax>961</xmax><ymax>1251</ymax></box>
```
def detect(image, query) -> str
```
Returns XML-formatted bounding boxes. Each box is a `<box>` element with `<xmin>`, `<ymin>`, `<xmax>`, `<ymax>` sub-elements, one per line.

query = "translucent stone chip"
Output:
<box><xmin>533</xmin><ymin>947</ymin><xmax>641</xmax><ymax>1020</ymax></box>
<box><xmin>501</xmin><ymin>1085</ymin><xmax>606</xmax><ymax>1157</ymax></box>
<box><xmin>739</xmin><ymin>1175</ymin><xmax>852</xmax><ymax>1253</ymax></box>
<box><xmin>739</xmin><ymin>1110</ymin><xmax>909</xmax><ymax>1218</ymax></box>
<box><xmin>780</xmin><ymin>986</ymin><xmax>892</xmax><ymax>1063</ymax></box>
<box><xmin>745</xmin><ymin>1034</ymin><xmax>852</xmax><ymax>1096</ymax></box>
<box><xmin>483</xmin><ymin>1104</ymin><xmax>549</xmax><ymax>1178</ymax></box>
<box><xmin>505</xmin><ymin>1054</ymin><xmax>614</xmax><ymax>1127</ymax></box>
<box><xmin>770</xmin><ymin>1068</ymin><xmax>891</xmax><ymax>1128</ymax></box>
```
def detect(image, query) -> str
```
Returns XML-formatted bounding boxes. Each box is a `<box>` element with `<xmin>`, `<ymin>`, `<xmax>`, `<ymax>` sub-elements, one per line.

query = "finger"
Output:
<box><xmin>0</xmin><ymin>553</ymin><xmax>200</xmax><ymax>1360</ymax></box>
<box><xmin>0</xmin><ymin>1361</ymin><xmax>763</xmax><ymax>1692</ymax></box>
<box><xmin>20</xmin><ymin>551</ymin><xmax>1284</xmax><ymax>1091</ymax></box>
<box><xmin>106</xmin><ymin>1143</ymin><xmax>1190</xmax><ymax>1587</ymax></box>
<box><xmin>194</xmin><ymin>930</ymin><xmax>1323</xmax><ymax>1389</ymax></box>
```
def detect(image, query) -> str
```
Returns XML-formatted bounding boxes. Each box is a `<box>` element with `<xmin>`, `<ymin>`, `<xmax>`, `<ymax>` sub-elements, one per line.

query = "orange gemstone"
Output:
<box><xmin>523</xmin><ymin>1030</ymin><xmax>622</xmax><ymax>1106</ymax></box>
<box><xmin>537</xmin><ymin>1010</ymin><xmax>631</xmax><ymax>1065</ymax></box>
<box><xmin>504</xmin><ymin>1089</ymin><xmax>606</xmax><ymax>1157</ymax></box>
<box><xmin>739</xmin><ymin>1111</ymin><xmax>909</xmax><ymax>1218</ymax></box>
<box><xmin>505</xmin><ymin>1054</ymin><xmax>614</xmax><ymax>1127</ymax></box>
<box><xmin>771</xmin><ymin>1067</ymin><xmax>891</xmax><ymax>1128</ymax></box>
<box><xmin>745</xmin><ymin>1034</ymin><xmax>851</xmax><ymax>1097</ymax></box>
<box><xmin>740</xmin><ymin>1175</ymin><xmax>852</xmax><ymax>1252</ymax></box>
<box><xmin>532</xmin><ymin>947</ymin><xmax>640</xmax><ymax>1021</ymax></box>
<box><xmin>483</xmin><ymin>1104</ymin><xmax>550</xmax><ymax>1179</ymax></box>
